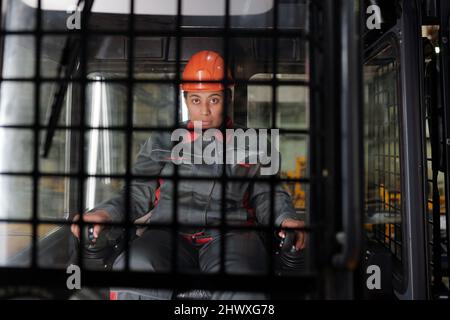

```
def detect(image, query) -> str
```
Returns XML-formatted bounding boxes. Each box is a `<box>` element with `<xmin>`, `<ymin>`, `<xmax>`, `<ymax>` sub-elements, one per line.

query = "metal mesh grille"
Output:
<box><xmin>364</xmin><ymin>43</ymin><xmax>403</xmax><ymax>269</ymax></box>
<box><xmin>0</xmin><ymin>0</ymin><xmax>336</xmax><ymax>298</ymax></box>
<box><xmin>423</xmin><ymin>41</ymin><xmax>450</xmax><ymax>297</ymax></box>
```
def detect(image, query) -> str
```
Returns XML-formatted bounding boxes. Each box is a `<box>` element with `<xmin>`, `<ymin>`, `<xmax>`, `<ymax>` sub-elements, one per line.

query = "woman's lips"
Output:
<box><xmin>201</xmin><ymin>120</ymin><xmax>212</xmax><ymax>126</ymax></box>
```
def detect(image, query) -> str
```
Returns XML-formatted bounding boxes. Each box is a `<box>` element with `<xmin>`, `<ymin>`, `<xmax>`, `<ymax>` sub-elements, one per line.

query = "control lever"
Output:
<box><xmin>276</xmin><ymin>229</ymin><xmax>305</xmax><ymax>272</ymax></box>
<box><xmin>82</xmin><ymin>224</ymin><xmax>108</xmax><ymax>249</ymax></box>
<box><xmin>279</xmin><ymin>230</ymin><xmax>297</xmax><ymax>253</ymax></box>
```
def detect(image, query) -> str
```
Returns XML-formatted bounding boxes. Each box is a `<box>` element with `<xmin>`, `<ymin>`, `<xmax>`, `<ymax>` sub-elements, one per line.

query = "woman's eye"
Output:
<box><xmin>191</xmin><ymin>99</ymin><xmax>200</xmax><ymax>104</ymax></box>
<box><xmin>210</xmin><ymin>98</ymin><xmax>221</xmax><ymax>104</ymax></box>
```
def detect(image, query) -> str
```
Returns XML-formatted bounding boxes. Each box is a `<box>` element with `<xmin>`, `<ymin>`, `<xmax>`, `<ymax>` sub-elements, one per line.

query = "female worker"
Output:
<box><xmin>71</xmin><ymin>50</ymin><xmax>306</xmax><ymax>300</ymax></box>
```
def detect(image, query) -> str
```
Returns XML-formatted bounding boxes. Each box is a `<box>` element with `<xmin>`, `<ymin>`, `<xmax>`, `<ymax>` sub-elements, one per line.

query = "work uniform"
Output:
<box><xmin>90</xmin><ymin>118</ymin><xmax>301</xmax><ymax>300</ymax></box>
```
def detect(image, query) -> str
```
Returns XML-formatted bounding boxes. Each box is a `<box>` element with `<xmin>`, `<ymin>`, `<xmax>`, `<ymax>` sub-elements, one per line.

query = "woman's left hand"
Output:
<box><xmin>279</xmin><ymin>218</ymin><xmax>307</xmax><ymax>251</ymax></box>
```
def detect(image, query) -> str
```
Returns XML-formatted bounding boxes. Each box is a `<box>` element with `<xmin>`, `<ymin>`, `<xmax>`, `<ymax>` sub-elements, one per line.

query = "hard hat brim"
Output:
<box><xmin>180</xmin><ymin>82</ymin><xmax>234</xmax><ymax>92</ymax></box>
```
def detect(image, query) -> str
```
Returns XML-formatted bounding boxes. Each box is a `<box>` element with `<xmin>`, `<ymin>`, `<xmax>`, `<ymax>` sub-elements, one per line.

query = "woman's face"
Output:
<box><xmin>185</xmin><ymin>91</ymin><xmax>224</xmax><ymax>129</ymax></box>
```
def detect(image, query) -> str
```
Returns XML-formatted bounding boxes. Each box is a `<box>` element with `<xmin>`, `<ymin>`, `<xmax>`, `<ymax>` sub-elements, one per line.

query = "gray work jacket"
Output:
<box><xmin>91</xmin><ymin>120</ymin><xmax>300</xmax><ymax>228</ymax></box>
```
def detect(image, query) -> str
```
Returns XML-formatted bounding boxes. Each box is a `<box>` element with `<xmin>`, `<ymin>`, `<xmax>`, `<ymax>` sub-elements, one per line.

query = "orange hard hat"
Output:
<box><xmin>181</xmin><ymin>50</ymin><xmax>234</xmax><ymax>92</ymax></box>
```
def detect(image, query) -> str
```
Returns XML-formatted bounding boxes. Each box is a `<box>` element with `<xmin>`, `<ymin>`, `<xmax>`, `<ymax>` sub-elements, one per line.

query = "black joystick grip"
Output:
<box><xmin>279</xmin><ymin>230</ymin><xmax>297</xmax><ymax>253</ymax></box>
<box><xmin>277</xmin><ymin>229</ymin><xmax>304</xmax><ymax>271</ymax></box>
<box><xmin>82</xmin><ymin>224</ymin><xmax>109</xmax><ymax>250</ymax></box>
<box><xmin>83</xmin><ymin>224</ymin><xmax>96</xmax><ymax>245</ymax></box>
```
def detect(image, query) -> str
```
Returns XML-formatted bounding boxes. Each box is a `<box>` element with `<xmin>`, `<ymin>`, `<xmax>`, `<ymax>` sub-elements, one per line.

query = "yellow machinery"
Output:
<box><xmin>284</xmin><ymin>156</ymin><xmax>307</xmax><ymax>209</ymax></box>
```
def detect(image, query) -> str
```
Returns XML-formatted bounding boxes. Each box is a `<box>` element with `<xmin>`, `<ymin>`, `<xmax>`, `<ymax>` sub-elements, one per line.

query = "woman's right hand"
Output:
<box><xmin>70</xmin><ymin>210</ymin><xmax>112</xmax><ymax>243</ymax></box>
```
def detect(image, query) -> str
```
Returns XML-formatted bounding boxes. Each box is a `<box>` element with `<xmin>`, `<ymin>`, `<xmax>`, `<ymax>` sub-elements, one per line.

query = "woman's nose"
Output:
<box><xmin>200</xmin><ymin>102</ymin><xmax>210</xmax><ymax>115</ymax></box>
